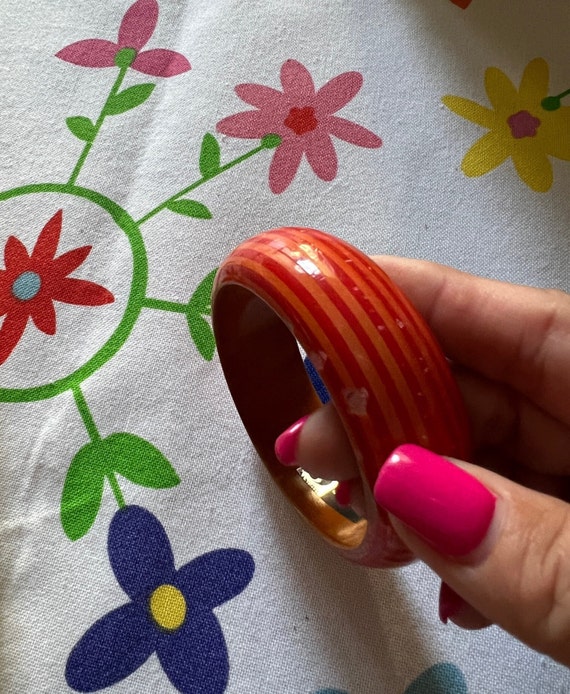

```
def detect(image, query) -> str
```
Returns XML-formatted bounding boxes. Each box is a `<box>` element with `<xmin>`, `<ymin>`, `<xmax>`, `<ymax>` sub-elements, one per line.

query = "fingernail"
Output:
<box><xmin>274</xmin><ymin>416</ymin><xmax>309</xmax><ymax>465</ymax></box>
<box><xmin>373</xmin><ymin>444</ymin><xmax>496</xmax><ymax>556</ymax></box>
<box><xmin>335</xmin><ymin>480</ymin><xmax>352</xmax><ymax>506</ymax></box>
<box><xmin>438</xmin><ymin>582</ymin><xmax>466</xmax><ymax>624</ymax></box>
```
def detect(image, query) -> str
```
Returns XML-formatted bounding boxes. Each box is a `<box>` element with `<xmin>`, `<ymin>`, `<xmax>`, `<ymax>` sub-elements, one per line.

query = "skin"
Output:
<box><xmin>293</xmin><ymin>257</ymin><xmax>570</xmax><ymax>665</ymax></box>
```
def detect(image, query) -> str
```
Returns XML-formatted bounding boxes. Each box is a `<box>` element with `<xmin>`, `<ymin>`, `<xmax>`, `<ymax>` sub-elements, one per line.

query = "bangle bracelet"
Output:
<box><xmin>212</xmin><ymin>228</ymin><xmax>470</xmax><ymax>567</ymax></box>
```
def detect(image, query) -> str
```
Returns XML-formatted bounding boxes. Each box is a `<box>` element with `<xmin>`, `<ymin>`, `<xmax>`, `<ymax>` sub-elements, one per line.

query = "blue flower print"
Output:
<box><xmin>65</xmin><ymin>505</ymin><xmax>255</xmax><ymax>693</ymax></box>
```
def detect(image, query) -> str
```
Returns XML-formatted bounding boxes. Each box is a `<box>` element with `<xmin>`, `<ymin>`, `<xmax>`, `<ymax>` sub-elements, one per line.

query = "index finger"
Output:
<box><xmin>373</xmin><ymin>256</ymin><xmax>570</xmax><ymax>425</ymax></box>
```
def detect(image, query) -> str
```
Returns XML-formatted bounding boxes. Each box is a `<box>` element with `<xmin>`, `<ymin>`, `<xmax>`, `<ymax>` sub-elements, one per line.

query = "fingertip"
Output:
<box><xmin>373</xmin><ymin>444</ymin><xmax>496</xmax><ymax>557</ymax></box>
<box><xmin>274</xmin><ymin>415</ymin><xmax>309</xmax><ymax>465</ymax></box>
<box><xmin>439</xmin><ymin>582</ymin><xmax>492</xmax><ymax>630</ymax></box>
<box><xmin>439</xmin><ymin>581</ymin><xmax>464</xmax><ymax>624</ymax></box>
<box><xmin>334</xmin><ymin>479</ymin><xmax>353</xmax><ymax>506</ymax></box>
<box><xmin>274</xmin><ymin>403</ymin><xmax>359</xmax><ymax>481</ymax></box>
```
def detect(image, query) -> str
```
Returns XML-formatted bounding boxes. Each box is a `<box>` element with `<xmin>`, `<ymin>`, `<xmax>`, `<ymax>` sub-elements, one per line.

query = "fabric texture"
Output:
<box><xmin>1</xmin><ymin>0</ymin><xmax>569</xmax><ymax>691</ymax></box>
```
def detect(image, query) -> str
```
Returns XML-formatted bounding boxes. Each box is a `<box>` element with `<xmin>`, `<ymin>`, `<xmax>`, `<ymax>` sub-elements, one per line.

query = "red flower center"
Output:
<box><xmin>284</xmin><ymin>106</ymin><xmax>318</xmax><ymax>136</ymax></box>
<box><xmin>507</xmin><ymin>110</ymin><xmax>541</xmax><ymax>139</ymax></box>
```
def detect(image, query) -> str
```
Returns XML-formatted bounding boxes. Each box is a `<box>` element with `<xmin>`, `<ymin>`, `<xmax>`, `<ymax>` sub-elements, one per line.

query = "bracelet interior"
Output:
<box><xmin>213</xmin><ymin>282</ymin><xmax>368</xmax><ymax>550</ymax></box>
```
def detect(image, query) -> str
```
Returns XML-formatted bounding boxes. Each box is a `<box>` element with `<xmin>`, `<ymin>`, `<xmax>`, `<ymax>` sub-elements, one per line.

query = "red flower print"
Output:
<box><xmin>0</xmin><ymin>210</ymin><xmax>114</xmax><ymax>365</ymax></box>
<box><xmin>56</xmin><ymin>0</ymin><xmax>190</xmax><ymax>78</ymax></box>
<box><xmin>216</xmin><ymin>59</ymin><xmax>382</xmax><ymax>193</ymax></box>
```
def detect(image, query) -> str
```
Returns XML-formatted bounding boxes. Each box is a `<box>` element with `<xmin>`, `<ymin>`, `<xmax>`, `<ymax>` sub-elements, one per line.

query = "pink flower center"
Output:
<box><xmin>507</xmin><ymin>110</ymin><xmax>541</xmax><ymax>139</ymax></box>
<box><xmin>284</xmin><ymin>107</ymin><xmax>318</xmax><ymax>136</ymax></box>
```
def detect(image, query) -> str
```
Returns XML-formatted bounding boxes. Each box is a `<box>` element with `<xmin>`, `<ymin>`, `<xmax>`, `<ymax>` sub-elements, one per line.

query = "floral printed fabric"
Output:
<box><xmin>1</xmin><ymin>1</ymin><xmax>570</xmax><ymax>693</ymax></box>
<box><xmin>0</xmin><ymin>210</ymin><xmax>114</xmax><ymax>364</ymax></box>
<box><xmin>66</xmin><ymin>506</ymin><xmax>254</xmax><ymax>692</ymax></box>
<box><xmin>56</xmin><ymin>0</ymin><xmax>190</xmax><ymax>76</ymax></box>
<box><xmin>217</xmin><ymin>59</ymin><xmax>381</xmax><ymax>193</ymax></box>
<box><xmin>443</xmin><ymin>58</ymin><xmax>570</xmax><ymax>192</ymax></box>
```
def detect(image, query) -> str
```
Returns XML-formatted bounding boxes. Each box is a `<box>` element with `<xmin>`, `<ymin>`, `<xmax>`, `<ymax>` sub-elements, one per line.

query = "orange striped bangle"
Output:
<box><xmin>212</xmin><ymin>228</ymin><xmax>470</xmax><ymax>567</ymax></box>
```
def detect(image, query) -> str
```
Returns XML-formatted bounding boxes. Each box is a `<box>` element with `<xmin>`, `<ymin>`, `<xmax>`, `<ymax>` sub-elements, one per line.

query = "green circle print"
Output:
<box><xmin>0</xmin><ymin>183</ymin><xmax>148</xmax><ymax>402</ymax></box>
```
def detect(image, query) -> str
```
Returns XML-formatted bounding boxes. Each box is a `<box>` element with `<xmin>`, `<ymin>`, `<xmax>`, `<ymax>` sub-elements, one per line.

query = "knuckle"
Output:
<box><xmin>517</xmin><ymin>504</ymin><xmax>570</xmax><ymax>656</ymax></box>
<box><xmin>505</xmin><ymin>287</ymin><xmax>570</xmax><ymax>405</ymax></box>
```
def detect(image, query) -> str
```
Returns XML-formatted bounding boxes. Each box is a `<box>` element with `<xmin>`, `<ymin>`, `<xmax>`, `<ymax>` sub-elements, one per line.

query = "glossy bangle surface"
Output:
<box><xmin>212</xmin><ymin>227</ymin><xmax>470</xmax><ymax>567</ymax></box>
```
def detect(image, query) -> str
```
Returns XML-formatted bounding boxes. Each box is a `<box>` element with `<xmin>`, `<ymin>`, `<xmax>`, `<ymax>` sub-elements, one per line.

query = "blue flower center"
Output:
<box><xmin>12</xmin><ymin>271</ymin><xmax>41</xmax><ymax>301</ymax></box>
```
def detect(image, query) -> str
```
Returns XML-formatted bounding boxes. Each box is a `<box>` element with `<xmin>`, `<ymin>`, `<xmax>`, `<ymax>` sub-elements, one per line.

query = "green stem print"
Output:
<box><xmin>67</xmin><ymin>62</ymin><xmax>125</xmax><ymax>185</ymax></box>
<box><xmin>73</xmin><ymin>384</ymin><xmax>101</xmax><ymax>442</ymax></box>
<box><xmin>136</xmin><ymin>133</ymin><xmax>281</xmax><ymax>225</ymax></box>
<box><xmin>71</xmin><ymin>385</ymin><xmax>126</xmax><ymax>511</ymax></box>
<box><xmin>63</xmin><ymin>384</ymin><xmax>181</xmax><ymax>539</ymax></box>
<box><xmin>66</xmin><ymin>48</ymin><xmax>158</xmax><ymax>186</ymax></box>
<box><xmin>106</xmin><ymin>471</ymin><xmax>127</xmax><ymax>509</ymax></box>
<box><xmin>542</xmin><ymin>87</ymin><xmax>570</xmax><ymax>111</ymax></box>
<box><xmin>143</xmin><ymin>298</ymin><xmax>187</xmax><ymax>313</ymax></box>
<box><xmin>142</xmin><ymin>268</ymin><xmax>218</xmax><ymax>360</ymax></box>
<box><xmin>66</xmin><ymin>64</ymin><xmax>127</xmax><ymax>186</ymax></box>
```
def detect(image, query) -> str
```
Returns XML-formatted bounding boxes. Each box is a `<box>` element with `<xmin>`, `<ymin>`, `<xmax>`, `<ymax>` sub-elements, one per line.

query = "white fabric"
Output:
<box><xmin>1</xmin><ymin>1</ymin><xmax>569</xmax><ymax>692</ymax></box>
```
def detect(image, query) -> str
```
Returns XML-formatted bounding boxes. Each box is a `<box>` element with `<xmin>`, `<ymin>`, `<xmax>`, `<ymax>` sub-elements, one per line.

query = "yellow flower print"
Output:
<box><xmin>442</xmin><ymin>58</ymin><xmax>570</xmax><ymax>192</ymax></box>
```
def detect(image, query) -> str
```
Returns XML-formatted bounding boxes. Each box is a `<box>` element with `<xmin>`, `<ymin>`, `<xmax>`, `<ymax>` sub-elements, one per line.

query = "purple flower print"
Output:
<box><xmin>65</xmin><ymin>506</ymin><xmax>254</xmax><ymax>693</ymax></box>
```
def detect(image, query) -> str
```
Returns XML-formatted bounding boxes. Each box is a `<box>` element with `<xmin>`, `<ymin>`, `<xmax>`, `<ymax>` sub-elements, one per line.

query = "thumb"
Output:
<box><xmin>374</xmin><ymin>444</ymin><xmax>570</xmax><ymax>666</ymax></box>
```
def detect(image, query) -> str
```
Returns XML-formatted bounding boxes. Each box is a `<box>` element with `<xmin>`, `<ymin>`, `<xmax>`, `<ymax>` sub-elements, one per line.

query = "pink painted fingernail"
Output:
<box><xmin>335</xmin><ymin>480</ymin><xmax>352</xmax><ymax>506</ymax></box>
<box><xmin>373</xmin><ymin>444</ymin><xmax>496</xmax><ymax>556</ymax></box>
<box><xmin>438</xmin><ymin>582</ymin><xmax>466</xmax><ymax>624</ymax></box>
<box><xmin>274</xmin><ymin>416</ymin><xmax>309</xmax><ymax>465</ymax></box>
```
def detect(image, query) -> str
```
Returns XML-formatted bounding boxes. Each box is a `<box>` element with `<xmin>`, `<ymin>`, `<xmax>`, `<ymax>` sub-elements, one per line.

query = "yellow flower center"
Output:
<box><xmin>149</xmin><ymin>584</ymin><xmax>187</xmax><ymax>631</ymax></box>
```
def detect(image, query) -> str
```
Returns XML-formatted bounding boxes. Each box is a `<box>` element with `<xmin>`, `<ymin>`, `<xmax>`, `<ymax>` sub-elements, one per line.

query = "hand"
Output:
<box><xmin>275</xmin><ymin>256</ymin><xmax>570</xmax><ymax>667</ymax></box>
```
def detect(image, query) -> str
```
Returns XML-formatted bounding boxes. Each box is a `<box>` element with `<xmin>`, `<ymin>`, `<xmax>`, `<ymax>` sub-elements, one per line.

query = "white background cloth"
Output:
<box><xmin>1</xmin><ymin>1</ymin><xmax>570</xmax><ymax>691</ymax></box>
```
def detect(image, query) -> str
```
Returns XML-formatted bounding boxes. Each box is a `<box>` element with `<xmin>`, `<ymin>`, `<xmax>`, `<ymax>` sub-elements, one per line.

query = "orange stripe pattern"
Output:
<box><xmin>213</xmin><ymin>227</ymin><xmax>471</xmax><ymax>565</ymax></box>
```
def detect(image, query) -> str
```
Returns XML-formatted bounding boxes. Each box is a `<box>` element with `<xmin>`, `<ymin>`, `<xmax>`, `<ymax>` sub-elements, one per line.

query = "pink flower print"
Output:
<box><xmin>216</xmin><ymin>60</ymin><xmax>382</xmax><ymax>193</ymax></box>
<box><xmin>56</xmin><ymin>0</ymin><xmax>190</xmax><ymax>78</ymax></box>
